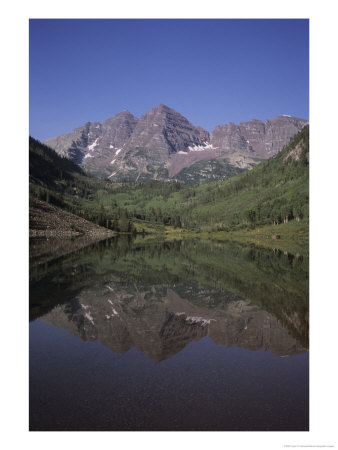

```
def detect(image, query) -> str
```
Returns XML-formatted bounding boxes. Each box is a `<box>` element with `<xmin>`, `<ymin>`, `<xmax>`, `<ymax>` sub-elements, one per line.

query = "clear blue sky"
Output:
<box><xmin>29</xmin><ymin>19</ymin><xmax>309</xmax><ymax>141</ymax></box>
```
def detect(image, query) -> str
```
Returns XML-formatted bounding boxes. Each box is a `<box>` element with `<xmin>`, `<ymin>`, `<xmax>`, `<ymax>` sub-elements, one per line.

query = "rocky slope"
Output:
<box><xmin>44</xmin><ymin>111</ymin><xmax>138</xmax><ymax>178</ymax></box>
<box><xmin>29</xmin><ymin>197</ymin><xmax>114</xmax><ymax>266</ymax></box>
<box><xmin>29</xmin><ymin>197</ymin><xmax>114</xmax><ymax>238</ymax></box>
<box><xmin>44</xmin><ymin>106</ymin><xmax>308</xmax><ymax>183</ymax></box>
<box><xmin>113</xmin><ymin>104</ymin><xmax>210</xmax><ymax>181</ymax></box>
<box><xmin>211</xmin><ymin>115</ymin><xmax>308</xmax><ymax>158</ymax></box>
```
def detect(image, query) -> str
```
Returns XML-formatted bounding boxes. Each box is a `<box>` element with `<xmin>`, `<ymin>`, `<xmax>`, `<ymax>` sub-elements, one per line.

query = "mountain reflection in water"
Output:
<box><xmin>39</xmin><ymin>282</ymin><xmax>306</xmax><ymax>361</ymax></box>
<box><xmin>30</xmin><ymin>237</ymin><xmax>309</xmax><ymax>431</ymax></box>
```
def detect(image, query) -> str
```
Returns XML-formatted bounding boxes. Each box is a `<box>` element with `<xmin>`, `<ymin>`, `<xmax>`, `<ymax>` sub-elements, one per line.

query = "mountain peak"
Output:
<box><xmin>157</xmin><ymin>103</ymin><xmax>171</xmax><ymax>109</ymax></box>
<box><xmin>43</xmin><ymin>107</ymin><xmax>308</xmax><ymax>182</ymax></box>
<box><xmin>120</xmin><ymin>109</ymin><xmax>133</xmax><ymax>115</ymax></box>
<box><xmin>114</xmin><ymin>110</ymin><xmax>136</xmax><ymax>118</ymax></box>
<box><xmin>103</xmin><ymin>110</ymin><xmax>138</xmax><ymax>124</ymax></box>
<box><xmin>153</xmin><ymin>103</ymin><xmax>177</xmax><ymax>114</ymax></box>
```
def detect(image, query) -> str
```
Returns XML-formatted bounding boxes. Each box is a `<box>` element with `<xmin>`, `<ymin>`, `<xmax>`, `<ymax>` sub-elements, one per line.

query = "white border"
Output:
<box><xmin>1</xmin><ymin>1</ymin><xmax>337</xmax><ymax>449</ymax></box>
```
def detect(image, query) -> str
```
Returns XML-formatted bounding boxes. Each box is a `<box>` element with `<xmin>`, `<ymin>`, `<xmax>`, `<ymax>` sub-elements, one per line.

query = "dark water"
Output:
<box><xmin>29</xmin><ymin>237</ymin><xmax>309</xmax><ymax>431</ymax></box>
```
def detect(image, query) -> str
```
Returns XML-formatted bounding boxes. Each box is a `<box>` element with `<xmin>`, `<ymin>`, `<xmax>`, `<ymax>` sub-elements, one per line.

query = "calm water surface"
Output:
<box><xmin>29</xmin><ymin>237</ymin><xmax>309</xmax><ymax>431</ymax></box>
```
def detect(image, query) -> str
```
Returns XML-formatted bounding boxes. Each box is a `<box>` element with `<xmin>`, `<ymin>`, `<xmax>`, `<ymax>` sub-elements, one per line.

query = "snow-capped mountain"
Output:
<box><xmin>44</xmin><ymin>105</ymin><xmax>308</xmax><ymax>183</ymax></box>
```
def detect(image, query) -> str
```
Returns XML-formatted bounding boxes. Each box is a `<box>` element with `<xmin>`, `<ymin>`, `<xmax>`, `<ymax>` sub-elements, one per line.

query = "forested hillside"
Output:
<box><xmin>90</xmin><ymin>125</ymin><xmax>309</xmax><ymax>232</ymax></box>
<box><xmin>29</xmin><ymin>137</ymin><xmax>135</xmax><ymax>233</ymax></box>
<box><xmin>29</xmin><ymin>125</ymin><xmax>309</xmax><ymax>235</ymax></box>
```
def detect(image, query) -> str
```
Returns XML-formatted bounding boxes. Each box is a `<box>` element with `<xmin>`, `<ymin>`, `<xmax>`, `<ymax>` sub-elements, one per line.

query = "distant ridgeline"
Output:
<box><xmin>43</xmin><ymin>105</ymin><xmax>308</xmax><ymax>183</ymax></box>
<box><xmin>29</xmin><ymin>124</ymin><xmax>309</xmax><ymax>234</ymax></box>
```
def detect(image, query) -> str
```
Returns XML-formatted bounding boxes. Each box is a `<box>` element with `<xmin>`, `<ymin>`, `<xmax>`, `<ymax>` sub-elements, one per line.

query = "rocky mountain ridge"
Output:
<box><xmin>44</xmin><ymin>105</ymin><xmax>308</xmax><ymax>183</ymax></box>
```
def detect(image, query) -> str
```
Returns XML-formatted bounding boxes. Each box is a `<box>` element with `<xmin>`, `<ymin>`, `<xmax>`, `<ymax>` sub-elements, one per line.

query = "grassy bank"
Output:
<box><xmin>137</xmin><ymin>220</ymin><xmax>309</xmax><ymax>256</ymax></box>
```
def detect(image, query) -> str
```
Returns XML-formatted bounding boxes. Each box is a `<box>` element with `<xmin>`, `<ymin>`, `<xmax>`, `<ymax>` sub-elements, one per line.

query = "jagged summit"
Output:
<box><xmin>43</xmin><ymin>106</ymin><xmax>307</xmax><ymax>182</ymax></box>
<box><xmin>155</xmin><ymin>103</ymin><xmax>170</xmax><ymax>109</ymax></box>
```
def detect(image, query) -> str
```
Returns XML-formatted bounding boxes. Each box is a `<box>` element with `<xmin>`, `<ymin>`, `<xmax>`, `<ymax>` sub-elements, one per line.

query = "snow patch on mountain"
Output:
<box><xmin>88</xmin><ymin>138</ymin><xmax>99</xmax><ymax>151</ymax></box>
<box><xmin>188</xmin><ymin>142</ymin><xmax>217</xmax><ymax>152</ymax></box>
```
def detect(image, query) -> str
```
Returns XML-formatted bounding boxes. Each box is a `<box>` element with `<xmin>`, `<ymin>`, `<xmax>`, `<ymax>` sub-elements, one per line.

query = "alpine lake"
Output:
<box><xmin>29</xmin><ymin>236</ymin><xmax>309</xmax><ymax>431</ymax></box>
